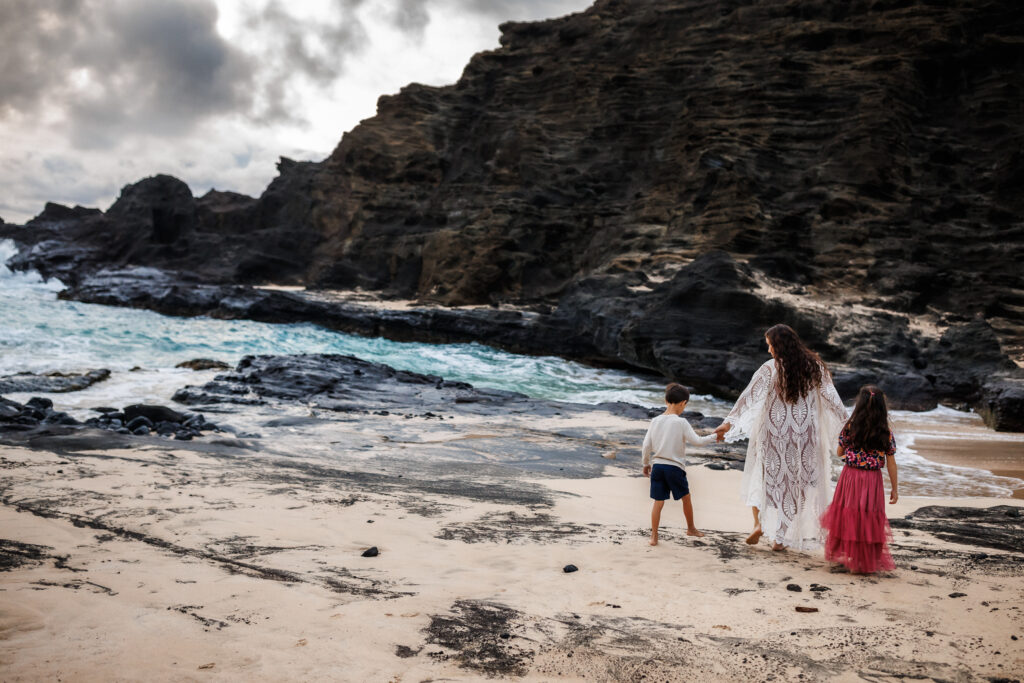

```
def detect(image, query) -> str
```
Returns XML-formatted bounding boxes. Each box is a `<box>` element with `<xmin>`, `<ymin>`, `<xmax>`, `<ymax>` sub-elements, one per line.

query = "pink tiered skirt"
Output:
<box><xmin>821</xmin><ymin>466</ymin><xmax>895</xmax><ymax>574</ymax></box>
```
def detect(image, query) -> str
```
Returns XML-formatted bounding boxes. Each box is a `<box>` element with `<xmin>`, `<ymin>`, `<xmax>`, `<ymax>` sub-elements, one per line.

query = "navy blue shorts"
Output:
<box><xmin>650</xmin><ymin>464</ymin><xmax>690</xmax><ymax>500</ymax></box>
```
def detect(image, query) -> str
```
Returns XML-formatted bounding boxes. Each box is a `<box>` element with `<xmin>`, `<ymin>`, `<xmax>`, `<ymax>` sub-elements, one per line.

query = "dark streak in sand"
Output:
<box><xmin>422</xmin><ymin>601</ymin><xmax>533</xmax><ymax>677</ymax></box>
<box><xmin>0</xmin><ymin>539</ymin><xmax>52</xmax><ymax>572</ymax></box>
<box><xmin>890</xmin><ymin>505</ymin><xmax>1024</xmax><ymax>554</ymax></box>
<box><xmin>413</xmin><ymin>604</ymin><xmax>988</xmax><ymax>681</ymax></box>
<box><xmin>436</xmin><ymin>512</ymin><xmax>595</xmax><ymax>544</ymax></box>
<box><xmin>1</xmin><ymin>495</ymin><xmax>406</xmax><ymax>599</ymax></box>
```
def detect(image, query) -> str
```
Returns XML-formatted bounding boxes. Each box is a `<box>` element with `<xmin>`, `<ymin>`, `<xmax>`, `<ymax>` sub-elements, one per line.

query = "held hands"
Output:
<box><xmin>713</xmin><ymin>422</ymin><xmax>731</xmax><ymax>442</ymax></box>
<box><xmin>643</xmin><ymin>465</ymin><xmax>651</xmax><ymax>478</ymax></box>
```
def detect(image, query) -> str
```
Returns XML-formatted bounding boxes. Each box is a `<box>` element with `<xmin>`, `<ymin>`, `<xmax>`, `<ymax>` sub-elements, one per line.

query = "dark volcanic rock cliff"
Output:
<box><xmin>3</xmin><ymin>0</ymin><xmax>1023</xmax><ymax>427</ymax></box>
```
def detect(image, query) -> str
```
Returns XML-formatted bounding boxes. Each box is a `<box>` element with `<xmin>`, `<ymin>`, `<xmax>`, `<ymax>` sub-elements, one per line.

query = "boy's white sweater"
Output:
<box><xmin>641</xmin><ymin>414</ymin><xmax>717</xmax><ymax>471</ymax></box>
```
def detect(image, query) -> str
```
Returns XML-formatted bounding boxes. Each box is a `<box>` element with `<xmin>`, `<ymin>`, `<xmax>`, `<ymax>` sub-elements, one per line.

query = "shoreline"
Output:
<box><xmin>5</xmin><ymin>373</ymin><xmax>1024</xmax><ymax>502</ymax></box>
<box><xmin>891</xmin><ymin>411</ymin><xmax>1024</xmax><ymax>500</ymax></box>
<box><xmin>911</xmin><ymin>436</ymin><xmax>1024</xmax><ymax>499</ymax></box>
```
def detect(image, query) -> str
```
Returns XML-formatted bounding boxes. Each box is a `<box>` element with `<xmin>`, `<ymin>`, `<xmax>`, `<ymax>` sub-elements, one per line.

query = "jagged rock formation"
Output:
<box><xmin>0</xmin><ymin>369</ymin><xmax>110</xmax><ymax>394</ymax></box>
<box><xmin>3</xmin><ymin>0</ymin><xmax>1023</xmax><ymax>427</ymax></box>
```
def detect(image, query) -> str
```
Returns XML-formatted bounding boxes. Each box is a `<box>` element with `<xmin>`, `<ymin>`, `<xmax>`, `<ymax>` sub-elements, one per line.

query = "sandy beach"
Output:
<box><xmin>2</xmin><ymin>404</ymin><xmax>1022</xmax><ymax>682</ymax></box>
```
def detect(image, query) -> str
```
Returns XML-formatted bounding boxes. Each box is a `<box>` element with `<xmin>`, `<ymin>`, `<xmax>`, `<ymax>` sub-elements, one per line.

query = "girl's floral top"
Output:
<box><xmin>838</xmin><ymin>426</ymin><xmax>895</xmax><ymax>470</ymax></box>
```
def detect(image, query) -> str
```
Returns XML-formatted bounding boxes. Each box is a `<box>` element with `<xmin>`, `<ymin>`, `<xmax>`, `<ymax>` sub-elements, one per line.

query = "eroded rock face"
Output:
<box><xmin>3</xmin><ymin>0</ymin><xmax>1023</xmax><ymax>426</ymax></box>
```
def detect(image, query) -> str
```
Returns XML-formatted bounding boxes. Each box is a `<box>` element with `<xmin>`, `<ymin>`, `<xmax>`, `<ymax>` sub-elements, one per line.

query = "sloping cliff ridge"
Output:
<box><xmin>3</xmin><ymin>0</ymin><xmax>1023</xmax><ymax>428</ymax></box>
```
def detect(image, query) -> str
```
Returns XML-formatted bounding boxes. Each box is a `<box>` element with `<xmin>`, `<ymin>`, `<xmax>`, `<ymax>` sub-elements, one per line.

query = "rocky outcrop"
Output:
<box><xmin>0</xmin><ymin>369</ymin><xmax>110</xmax><ymax>394</ymax></box>
<box><xmin>0</xmin><ymin>394</ymin><xmax>218</xmax><ymax>440</ymax></box>
<box><xmin>175</xmin><ymin>359</ymin><xmax>231</xmax><ymax>371</ymax></box>
<box><xmin>890</xmin><ymin>505</ymin><xmax>1024</xmax><ymax>554</ymax></box>
<box><xmin>0</xmin><ymin>396</ymin><xmax>79</xmax><ymax>429</ymax></box>
<box><xmin>3</xmin><ymin>0</ymin><xmax>1023</xmax><ymax>427</ymax></box>
<box><xmin>171</xmin><ymin>353</ymin><xmax>728</xmax><ymax>435</ymax></box>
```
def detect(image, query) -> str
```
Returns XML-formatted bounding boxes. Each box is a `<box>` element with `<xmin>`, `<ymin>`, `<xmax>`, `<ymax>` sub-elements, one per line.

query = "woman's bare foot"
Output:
<box><xmin>649</xmin><ymin>536</ymin><xmax>659</xmax><ymax>546</ymax></box>
<box><xmin>745</xmin><ymin>526</ymin><xmax>762</xmax><ymax>545</ymax></box>
<box><xmin>686</xmin><ymin>528</ymin><xmax>705</xmax><ymax>537</ymax></box>
<box><xmin>771</xmin><ymin>542</ymin><xmax>786</xmax><ymax>552</ymax></box>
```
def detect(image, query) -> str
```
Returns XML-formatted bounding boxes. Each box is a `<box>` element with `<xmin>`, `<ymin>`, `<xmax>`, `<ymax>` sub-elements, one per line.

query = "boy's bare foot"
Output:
<box><xmin>649</xmin><ymin>537</ymin><xmax>658</xmax><ymax>546</ymax></box>
<box><xmin>771</xmin><ymin>542</ymin><xmax>786</xmax><ymax>552</ymax></box>
<box><xmin>745</xmin><ymin>526</ymin><xmax>762</xmax><ymax>545</ymax></box>
<box><xmin>686</xmin><ymin>528</ymin><xmax>705</xmax><ymax>537</ymax></box>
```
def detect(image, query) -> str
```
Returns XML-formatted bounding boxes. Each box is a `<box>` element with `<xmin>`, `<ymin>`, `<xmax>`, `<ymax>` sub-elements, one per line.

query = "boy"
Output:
<box><xmin>642</xmin><ymin>383</ymin><xmax>722</xmax><ymax>545</ymax></box>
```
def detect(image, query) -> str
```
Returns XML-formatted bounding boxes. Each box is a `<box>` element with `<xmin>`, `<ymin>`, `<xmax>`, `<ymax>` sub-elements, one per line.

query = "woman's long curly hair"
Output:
<box><xmin>766</xmin><ymin>324</ymin><xmax>827</xmax><ymax>404</ymax></box>
<box><xmin>843</xmin><ymin>385</ymin><xmax>891</xmax><ymax>451</ymax></box>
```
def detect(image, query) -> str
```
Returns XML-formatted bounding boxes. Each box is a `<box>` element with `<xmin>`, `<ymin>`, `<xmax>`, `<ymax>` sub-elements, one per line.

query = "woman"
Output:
<box><xmin>714</xmin><ymin>324</ymin><xmax>847</xmax><ymax>551</ymax></box>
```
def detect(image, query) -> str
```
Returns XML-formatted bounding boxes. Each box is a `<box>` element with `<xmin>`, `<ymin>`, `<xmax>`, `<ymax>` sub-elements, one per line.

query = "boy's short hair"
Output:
<box><xmin>665</xmin><ymin>383</ymin><xmax>690</xmax><ymax>404</ymax></box>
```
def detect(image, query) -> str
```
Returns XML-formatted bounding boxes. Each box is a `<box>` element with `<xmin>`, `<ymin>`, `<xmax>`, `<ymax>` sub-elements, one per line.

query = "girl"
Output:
<box><xmin>820</xmin><ymin>385</ymin><xmax>899</xmax><ymax>573</ymax></box>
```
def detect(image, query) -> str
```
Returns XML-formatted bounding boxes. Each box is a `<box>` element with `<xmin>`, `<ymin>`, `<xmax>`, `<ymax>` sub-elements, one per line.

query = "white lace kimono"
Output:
<box><xmin>725</xmin><ymin>359</ymin><xmax>848</xmax><ymax>550</ymax></box>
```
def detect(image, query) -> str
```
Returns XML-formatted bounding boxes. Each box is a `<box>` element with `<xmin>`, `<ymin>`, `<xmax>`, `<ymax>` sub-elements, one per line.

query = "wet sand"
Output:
<box><xmin>912</xmin><ymin>437</ymin><xmax>1024</xmax><ymax>499</ymax></box>
<box><xmin>892</xmin><ymin>410</ymin><xmax>1024</xmax><ymax>499</ymax></box>
<box><xmin>1</xmin><ymin>404</ymin><xmax>1022</xmax><ymax>681</ymax></box>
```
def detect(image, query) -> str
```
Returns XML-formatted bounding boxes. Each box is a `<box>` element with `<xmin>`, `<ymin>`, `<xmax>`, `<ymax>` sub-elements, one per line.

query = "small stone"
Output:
<box><xmin>26</xmin><ymin>397</ymin><xmax>53</xmax><ymax>411</ymax></box>
<box><xmin>116</xmin><ymin>427</ymin><xmax>131</xmax><ymax>434</ymax></box>
<box><xmin>563</xmin><ymin>564</ymin><xmax>578</xmax><ymax>573</ymax></box>
<box><xmin>362</xmin><ymin>547</ymin><xmax>379</xmax><ymax>557</ymax></box>
<box><xmin>133</xmin><ymin>426</ymin><xmax>150</xmax><ymax>435</ymax></box>
<box><xmin>1012</xmin><ymin>635</ymin><xmax>1018</xmax><ymax>641</ymax></box>
<box><xmin>786</xmin><ymin>584</ymin><xmax>802</xmax><ymax>592</ymax></box>
<box><xmin>910</xmin><ymin>565</ymin><xmax>918</xmax><ymax>570</ymax></box>
<box><xmin>499</xmin><ymin>633</ymin><xmax>510</xmax><ymax>639</ymax></box>
<box><xmin>948</xmin><ymin>592</ymin><xmax>967</xmax><ymax>598</ymax></box>
<box><xmin>810</xmin><ymin>585</ymin><xmax>830</xmax><ymax>592</ymax></box>
<box><xmin>795</xmin><ymin>606</ymin><xmax>818</xmax><ymax>613</ymax></box>
<box><xmin>174</xmin><ymin>431</ymin><xmax>193</xmax><ymax>441</ymax></box>
<box><xmin>126</xmin><ymin>416</ymin><xmax>154</xmax><ymax>431</ymax></box>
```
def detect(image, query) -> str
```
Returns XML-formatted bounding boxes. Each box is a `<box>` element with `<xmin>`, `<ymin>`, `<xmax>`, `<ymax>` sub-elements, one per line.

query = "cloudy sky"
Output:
<box><xmin>0</xmin><ymin>0</ymin><xmax>590</xmax><ymax>224</ymax></box>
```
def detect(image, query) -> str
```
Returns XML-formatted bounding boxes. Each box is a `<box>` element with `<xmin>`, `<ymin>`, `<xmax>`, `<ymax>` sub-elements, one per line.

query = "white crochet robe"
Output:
<box><xmin>725</xmin><ymin>359</ymin><xmax>848</xmax><ymax>550</ymax></box>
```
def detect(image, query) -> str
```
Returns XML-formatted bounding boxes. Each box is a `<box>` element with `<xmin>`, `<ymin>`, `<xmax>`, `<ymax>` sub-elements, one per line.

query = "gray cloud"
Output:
<box><xmin>243</xmin><ymin>0</ymin><xmax>369</xmax><ymax>124</ymax></box>
<box><xmin>0</xmin><ymin>0</ymin><xmax>255</xmax><ymax>148</ymax></box>
<box><xmin>0</xmin><ymin>0</ymin><xmax>83</xmax><ymax>114</ymax></box>
<box><xmin>391</xmin><ymin>0</ymin><xmax>431</xmax><ymax>38</ymax></box>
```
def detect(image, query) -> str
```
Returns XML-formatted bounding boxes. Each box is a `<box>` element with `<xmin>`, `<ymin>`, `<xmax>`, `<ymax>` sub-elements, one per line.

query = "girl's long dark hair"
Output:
<box><xmin>844</xmin><ymin>385</ymin><xmax>891</xmax><ymax>451</ymax></box>
<box><xmin>766</xmin><ymin>324</ymin><xmax>826</xmax><ymax>404</ymax></box>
